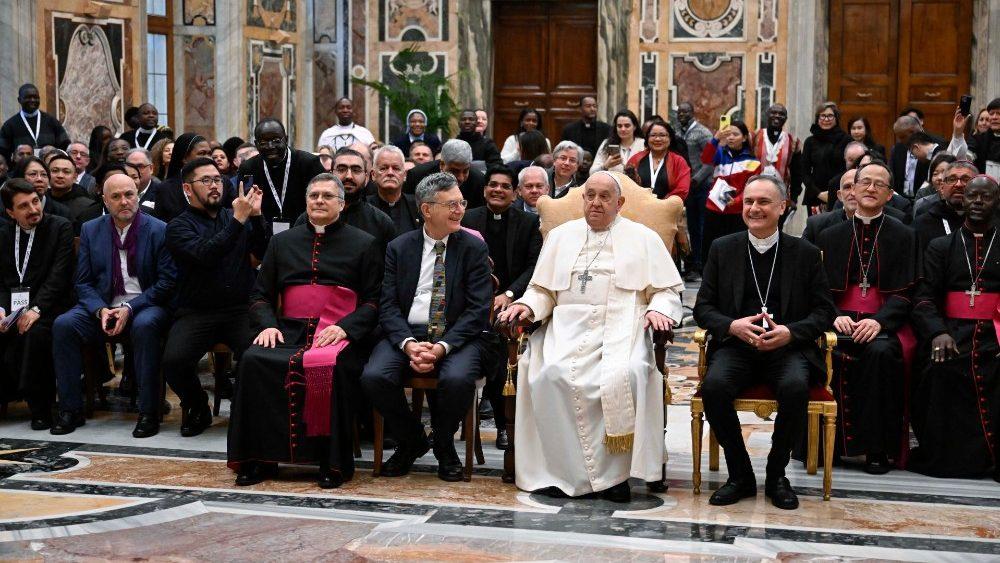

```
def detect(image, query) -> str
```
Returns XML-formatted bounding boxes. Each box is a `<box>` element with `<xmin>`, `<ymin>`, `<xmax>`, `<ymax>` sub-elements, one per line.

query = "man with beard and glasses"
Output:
<box><xmin>237</xmin><ymin>118</ymin><xmax>325</xmax><ymax>236</ymax></box>
<box><xmin>0</xmin><ymin>84</ymin><xmax>70</xmax><ymax>161</ymax></box>
<box><xmin>51</xmin><ymin>174</ymin><xmax>176</xmax><ymax>437</ymax></box>
<box><xmin>119</xmin><ymin>103</ymin><xmax>171</xmax><ymax>151</ymax></box>
<box><xmin>162</xmin><ymin>157</ymin><xmax>268</xmax><ymax>437</ymax></box>
<box><xmin>912</xmin><ymin>161</ymin><xmax>976</xmax><ymax>251</ymax></box>
<box><xmin>0</xmin><ymin>179</ymin><xmax>75</xmax><ymax>430</ymax></box>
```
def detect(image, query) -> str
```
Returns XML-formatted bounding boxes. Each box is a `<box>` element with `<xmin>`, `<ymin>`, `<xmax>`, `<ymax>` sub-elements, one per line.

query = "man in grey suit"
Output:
<box><xmin>677</xmin><ymin>102</ymin><xmax>715</xmax><ymax>278</ymax></box>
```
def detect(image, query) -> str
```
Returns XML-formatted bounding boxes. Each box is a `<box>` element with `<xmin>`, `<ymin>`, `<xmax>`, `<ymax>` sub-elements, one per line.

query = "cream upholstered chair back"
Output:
<box><xmin>535</xmin><ymin>171</ymin><xmax>685</xmax><ymax>252</ymax></box>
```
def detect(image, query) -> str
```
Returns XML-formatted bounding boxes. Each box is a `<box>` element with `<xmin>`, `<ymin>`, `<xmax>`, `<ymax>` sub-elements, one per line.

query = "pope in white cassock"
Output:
<box><xmin>498</xmin><ymin>171</ymin><xmax>684</xmax><ymax>502</ymax></box>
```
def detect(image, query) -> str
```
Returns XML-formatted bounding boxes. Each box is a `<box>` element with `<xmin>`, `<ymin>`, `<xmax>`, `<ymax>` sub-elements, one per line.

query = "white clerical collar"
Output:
<box><xmin>748</xmin><ymin>229</ymin><xmax>780</xmax><ymax>253</ymax></box>
<box><xmin>137</xmin><ymin>127</ymin><xmax>156</xmax><ymax>136</ymax></box>
<box><xmin>854</xmin><ymin>210</ymin><xmax>883</xmax><ymax>224</ymax></box>
<box><xmin>310</xmin><ymin>221</ymin><xmax>328</xmax><ymax>233</ymax></box>
<box><xmin>20</xmin><ymin>110</ymin><xmax>38</xmax><ymax>119</ymax></box>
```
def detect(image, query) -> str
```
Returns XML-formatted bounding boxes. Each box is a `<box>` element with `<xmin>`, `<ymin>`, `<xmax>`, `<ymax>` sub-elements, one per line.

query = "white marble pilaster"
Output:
<box><xmin>972</xmin><ymin>0</ymin><xmax>1000</xmax><ymax>107</ymax></box>
<box><xmin>457</xmin><ymin>0</ymin><xmax>491</xmax><ymax>112</ymax></box>
<box><xmin>213</xmin><ymin>0</ymin><xmax>245</xmax><ymax>140</ymax></box>
<box><xmin>596</xmin><ymin>0</ymin><xmax>631</xmax><ymax>122</ymax></box>
<box><xmin>786</xmin><ymin>0</ymin><xmax>828</xmax><ymax>141</ymax></box>
<box><xmin>0</xmin><ymin>0</ymin><xmax>37</xmax><ymax>119</ymax></box>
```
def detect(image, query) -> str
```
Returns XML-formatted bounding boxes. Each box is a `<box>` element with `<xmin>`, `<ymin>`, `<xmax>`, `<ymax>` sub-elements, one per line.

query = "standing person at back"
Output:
<box><xmin>0</xmin><ymin>84</ymin><xmax>70</xmax><ymax>161</ymax></box>
<box><xmin>752</xmin><ymin>104</ymin><xmax>801</xmax><ymax>224</ymax></box>
<box><xmin>316</xmin><ymin>98</ymin><xmax>376</xmax><ymax>151</ymax></box>
<box><xmin>801</xmin><ymin>102</ymin><xmax>849</xmax><ymax>213</ymax></box>
<box><xmin>700</xmin><ymin>120</ymin><xmax>760</xmax><ymax>262</ymax></box>
<box><xmin>676</xmin><ymin>102</ymin><xmax>715</xmax><ymax>277</ymax></box>
<box><xmin>561</xmin><ymin>96</ymin><xmax>610</xmax><ymax>157</ymax></box>
<box><xmin>590</xmin><ymin>110</ymin><xmax>645</xmax><ymax>175</ymax></box>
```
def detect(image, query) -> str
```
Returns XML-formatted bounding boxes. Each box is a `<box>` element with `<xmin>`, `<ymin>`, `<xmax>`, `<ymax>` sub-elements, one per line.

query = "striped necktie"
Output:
<box><xmin>428</xmin><ymin>241</ymin><xmax>446</xmax><ymax>342</ymax></box>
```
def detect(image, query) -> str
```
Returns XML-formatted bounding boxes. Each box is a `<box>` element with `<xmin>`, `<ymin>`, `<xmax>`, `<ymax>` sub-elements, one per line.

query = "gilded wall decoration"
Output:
<box><xmin>51</xmin><ymin>16</ymin><xmax>125</xmax><ymax>141</ymax></box>
<box><xmin>183</xmin><ymin>35</ymin><xmax>216</xmax><ymax>140</ymax></box>
<box><xmin>668</xmin><ymin>53</ymin><xmax>745</xmax><ymax>127</ymax></box>
<box><xmin>183</xmin><ymin>0</ymin><xmax>215</xmax><ymax>26</ymax></box>
<box><xmin>671</xmin><ymin>0</ymin><xmax>745</xmax><ymax>41</ymax></box>
<box><xmin>382</xmin><ymin>0</ymin><xmax>447</xmax><ymax>41</ymax></box>
<box><xmin>247</xmin><ymin>0</ymin><xmax>296</xmax><ymax>31</ymax></box>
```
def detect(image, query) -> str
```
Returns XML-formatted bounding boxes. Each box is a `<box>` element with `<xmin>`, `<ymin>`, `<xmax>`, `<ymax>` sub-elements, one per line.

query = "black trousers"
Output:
<box><xmin>161</xmin><ymin>305</ymin><xmax>253</xmax><ymax>407</ymax></box>
<box><xmin>701</xmin><ymin>344</ymin><xmax>810</xmax><ymax>479</ymax></box>
<box><xmin>360</xmin><ymin>334</ymin><xmax>481</xmax><ymax>455</ymax></box>
<box><xmin>0</xmin><ymin>319</ymin><xmax>55</xmax><ymax>416</ymax></box>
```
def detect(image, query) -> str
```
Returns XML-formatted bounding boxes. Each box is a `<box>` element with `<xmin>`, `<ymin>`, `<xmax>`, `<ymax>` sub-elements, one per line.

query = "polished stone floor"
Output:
<box><xmin>1</xmin><ymin>298</ymin><xmax>999</xmax><ymax>560</ymax></box>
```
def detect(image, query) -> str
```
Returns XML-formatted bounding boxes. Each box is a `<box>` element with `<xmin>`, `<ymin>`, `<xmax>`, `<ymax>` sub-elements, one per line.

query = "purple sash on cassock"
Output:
<box><xmin>282</xmin><ymin>284</ymin><xmax>357</xmax><ymax>437</ymax></box>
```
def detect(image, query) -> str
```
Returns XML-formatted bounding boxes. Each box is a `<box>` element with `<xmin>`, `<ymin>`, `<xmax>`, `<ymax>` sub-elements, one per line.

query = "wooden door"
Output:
<box><xmin>829</xmin><ymin>0</ymin><xmax>971</xmax><ymax>149</ymax></box>
<box><xmin>492</xmin><ymin>1</ymin><xmax>598</xmax><ymax>146</ymax></box>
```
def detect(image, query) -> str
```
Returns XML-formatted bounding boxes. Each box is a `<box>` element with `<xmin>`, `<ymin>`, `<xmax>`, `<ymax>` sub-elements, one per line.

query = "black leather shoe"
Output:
<box><xmin>30</xmin><ymin>416</ymin><xmax>52</xmax><ymax>431</ymax></box>
<box><xmin>216</xmin><ymin>375</ymin><xmax>234</xmax><ymax>400</ymax></box>
<box><xmin>132</xmin><ymin>413</ymin><xmax>160</xmax><ymax>438</ymax></box>
<box><xmin>235</xmin><ymin>461</ymin><xmax>278</xmax><ymax>486</ymax></box>
<box><xmin>864</xmin><ymin>453</ymin><xmax>892</xmax><ymax>475</ymax></box>
<box><xmin>50</xmin><ymin>410</ymin><xmax>85</xmax><ymax>435</ymax></box>
<box><xmin>180</xmin><ymin>402</ymin><xmax>213</xmax><ymax>437</ymax></box>
<box><xmin>437</xmin><ymin>459</ymin><xmax>464</xmax><ymax>482</ymax></box>
<box><xmin>495</xmin><ymin>428</ymin><xmax>509</xmax><ymax>450</ymax></box>
<box><xmin>764</xmin><ymin>476</ymin><xmax>799</xmax><ymax>510</ymax></box>
<box><xmin>380</xmin><ymin>436</ymin><xmax>431</xmax><ymax>477</ymax></box>
<box><xmin>646</xmin><ymin>479</ymin><xmax>668</xmax><ymax>493</ymax></box>
<box><xmin>602</xmin><ymin>481</ymin><xmax>631</xmax><ymax>503</ymax></box>
<box><xmin>318</xmin><ymin>465</ymin><xmax>344</xmax><ymax>489</ymax></box>
<box><xmin>708</xmin><ymin>475</ymin><xmax>757</xmax><ymax>506</ymax></box>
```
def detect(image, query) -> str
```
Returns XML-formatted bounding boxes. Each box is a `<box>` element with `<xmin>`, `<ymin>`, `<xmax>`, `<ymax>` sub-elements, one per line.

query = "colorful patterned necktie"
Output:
<box><xmin>428</xmin><ymin>241</ymin><xmax>447</xmax><ymax>342</ymax></box>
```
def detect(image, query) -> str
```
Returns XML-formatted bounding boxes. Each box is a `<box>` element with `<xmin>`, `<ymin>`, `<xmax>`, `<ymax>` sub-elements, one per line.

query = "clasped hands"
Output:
<box><xmin>404</xmin><ymin>341</ymin><xmax>447</xmax><ymax>374</ymax></box>
<box><xmin>833</xmin><ymin>316</ymin><xmax>882</xmax><ymax>343</ymax></box>
<box><xmin>729</xmin><ymin>312</ymin><xmax>792</xmax><ymax>351</ymax></box>
<box><xmin>98</xmin><ymin>306</ymin><xmax>131</xmax><ymax>337</ymax></box>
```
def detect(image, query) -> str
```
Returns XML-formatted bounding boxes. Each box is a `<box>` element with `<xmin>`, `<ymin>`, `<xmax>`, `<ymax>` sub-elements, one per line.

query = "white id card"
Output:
<box><xmin>11</xmin><ymin>288</ymin><xmax>29</xmax><ymax>313</ymax></box>
<box><xmin>272</xmin><ymin>221</ymin><xmax>290</xmax><ymax>235</ymax></box>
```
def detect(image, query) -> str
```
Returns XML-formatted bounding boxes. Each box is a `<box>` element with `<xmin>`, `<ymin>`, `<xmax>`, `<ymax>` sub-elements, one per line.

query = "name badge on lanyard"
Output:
<box><xmin>10</xmin><ymin>287</ymin><xmax>30</xmax><ymax>314</ymax></box>
<box><xmin>263</xmin><ymin>149</ymin><xmax>292</xmax><ymax>219</ymax></box>
<box><xmin>12</xmin><ymin>228</ymin><xmax>34</xmax><ymax>312</ymax></box>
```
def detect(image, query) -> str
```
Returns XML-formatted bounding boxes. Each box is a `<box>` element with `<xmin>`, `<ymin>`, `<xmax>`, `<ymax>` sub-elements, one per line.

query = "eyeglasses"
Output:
<box><xmin>25</xmin><ymin>171</ymin><xmax>48</xmax><ymax>179</ymax></box>
<box><xmin>334</xmin><ymin>164</ymin><xmax>366</xmax><ymax>175</ymax></box>
<box><xmin>647</xmin><ymin>133</ymin><xmax>669</xmax><ymax>139</ymax></box>
<box><xmin>255</xmin><ymin>138</ymin><xmax>285</xmax><ymax>149</ymax></box>
<box><xmin>69</xmin><ymin>150</ymin><xmax>89</xmax><ymax>158</ymax></box>
<box><xmin>429</xmin><ymin>199</ymin><xmax>468</xmax><ymax>211</ymax></box>
<box><xmin>818</xmin><ymin>113</ymin><xmax>837</xmax><ymax>120</ymax></box>
<box><xmin>192</xmin><ymin>176</ymin><xmax>224</xmax><ymax>185</ymax></box>
<box><xmin>487</xmin><ymin>181</ymin><xmax>512</xmax><ymax>189</ymax></box>
<box><xmin>944</xmin><ymin>174</ymin><xmax>975</xmax><ymax>185</ymax></box>
<box><xmin>555</xmin><ymin>155</ymin><xmax>578</xmax><ymax>164</ymax></box>
<box><xmin>307</xmin><ymin>192</ymin><xmax>344</xmax><ymax>202</ymax></box>
<box><xmin>855</xmin><ymin>178</ymin><xmax>890</xmax><ymax>190</ymax></box>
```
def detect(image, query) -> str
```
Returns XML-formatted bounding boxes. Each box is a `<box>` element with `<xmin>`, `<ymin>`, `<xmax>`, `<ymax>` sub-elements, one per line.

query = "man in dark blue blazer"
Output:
<box><xmin>51</xmin><ymin>173</ymin><xmax>176</xmax><ymax>437</ymax></box>
<box><xmin>361</xmin><ymin>172</ymin><xmax>492</xmax><ymax>482</ymax></box>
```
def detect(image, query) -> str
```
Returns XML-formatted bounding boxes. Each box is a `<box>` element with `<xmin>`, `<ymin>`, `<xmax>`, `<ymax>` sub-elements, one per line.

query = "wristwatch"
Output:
<box><xmin>504</xmin><ymin>290</ymin><xmax>514</xmax><ymax>299</ymax></box>
<box><xmin>29</xmin><ymin>306</ymin><xmax>40</xmax><ymax>314</ymax></box>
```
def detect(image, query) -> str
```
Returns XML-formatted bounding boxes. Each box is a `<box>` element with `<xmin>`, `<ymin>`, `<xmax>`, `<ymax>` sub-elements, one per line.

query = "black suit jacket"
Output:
<box><xmin>460</xmin><ymin>206</ymin><xmax>542</xmax><ymax>298</ymax></box>
<box><xmin>367</xmin><ymin>192</ymin><xmax>422</xmax><ymax>236</ymax></box>
<box><xmin>380</xmin><ymin>228</ymin><xmax>492</xmax><ymax>351</ymax></box>
<box><xmin>237</xmin><ymin>149</ymin><xmax>326</xmax><ymax>223</ymax></box>
<box><xmin>889</xmin><ymin>135</ymin><xmax>944</xmax><ymax>198</ymax></box>
<box><xmin>403</xmin><ymin>160</ymin><xmax>486</xmax><ymax>209</ymax></box>
<box><xmin>693</xmin><ymin>232</ymin><xmax>836</xmax><ymax>373</ymax></box>
<box><xmin>0</xmin><ymin>214</ymin><xmax>76</xmax><ymax>319</ymax></box>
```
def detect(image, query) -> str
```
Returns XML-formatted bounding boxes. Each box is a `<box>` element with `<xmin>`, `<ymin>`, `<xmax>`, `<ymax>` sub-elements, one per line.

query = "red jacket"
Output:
<box><xmin>626</xmin><ymin>150</ymin><xmax>691</xmax><ymax>201</ymax></box>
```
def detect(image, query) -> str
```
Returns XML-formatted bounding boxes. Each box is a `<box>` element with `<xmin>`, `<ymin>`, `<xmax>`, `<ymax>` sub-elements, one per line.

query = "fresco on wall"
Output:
<box><xmin>52</xmin><ymin>17</ymin><xmax>125</xmax><ymax>140</ymax></box>
<box><xmin>183</xmin><ymin>35</ymin><xmax>216</xmax><ymax>140</ymax></box>
<box><xmin>184</xmin><ymin>0</ymin><xmax>216</xmax><ymax>26</ymax></box>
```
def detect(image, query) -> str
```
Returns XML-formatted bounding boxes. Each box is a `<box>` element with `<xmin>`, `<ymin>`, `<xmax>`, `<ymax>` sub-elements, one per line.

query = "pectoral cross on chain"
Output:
<box><xmin>760</xmin><ymin>306</ymin><xmax>771</xmax><ymax>330</ymax></box>
<box><xmin>966</xmin><ymin>283</ymin><xmax>982</xmax><ymax>307</ymax></box>
<box><xmin>859</xmin><ymin>276</ymin><xmax>871</xmax><ymax>298</ymax></box>
<box><xmin>577</xmin><ymin>270</ymin><xmax>593</xmax><ymax>294</ymax></box>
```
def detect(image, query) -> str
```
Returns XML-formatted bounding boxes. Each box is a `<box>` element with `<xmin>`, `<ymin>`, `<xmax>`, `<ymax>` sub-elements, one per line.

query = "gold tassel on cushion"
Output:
<box><xmin>502</xmin><ymin>364</ymin><xmax>516</xmax><ymax>396</ymax></box>
<box><xmin>604</xmin><ymin>432</ymin><xmax>634</xmax><ymax>454</ymax></box>
<box><xmin>663</xmin><ymin>370</ymin><xmax>672</xmax><ymax>405</ymax></box>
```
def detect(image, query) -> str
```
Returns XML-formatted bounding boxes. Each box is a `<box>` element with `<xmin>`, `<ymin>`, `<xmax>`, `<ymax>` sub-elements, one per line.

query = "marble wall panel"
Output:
<box><xmin>671</xmin><ymin>0</ymin><xmax>745</xmax><ymax>41</ymax></box>
<box><xmin>313</xmin><ymin>49</ymin><xmax>340</xmax><ymax>132</ymax></box>
<box><xmin>639</xmin><ymin>0</ymin><xmax>660</xmax><ymax>43</ymax></box>
<box><xmin>313</xmin><ymin>0</ymin><xmax>338</xmax><ymax>43</ymax></box>
<box><xmin>51</xmin><ymin>16</ymin><xmax>125</xmax><ymax>141</ymax></box>
<box><xmin>668</xmin><ymin>53</ymin><xmax>745</xmax><ymax>127</ymax></box>
<box><xmin>456</xmin><ymin>0</ymin><xmax>489</xmax><ymax>111</ymax></box>
<box><xmin>248</xmin><ymin>41</ymin><xmax>296</xmax><ymax>143</ymax></box>
<box><xmin>247</xmin><ymin>0</ymin><xmax>296</xmax><ymax>31</ymax></box>
<box><xmin>756</xmin><ymin>51</ymin><xmax>775</xmax><ymax>129</ymax></box>
<box><xmin>639</xmin><ymin>51</ymin><xmax>659</xmax><ymax>122</ymax></box>
<box><xmin>184</xmin><ymin>0</ymin><xmax>215</xmax><ymax>26</ymax></box>
<box><xmin>758</xmin><ymin>0</ymin><xmax>777</xmax><ymax>42</ymax></box>
<box><xmin>182</xmin><ymin>35</ymin><xmax>216</xmax><ymax>140</ymax></box>
<box><xmin>598</xmin><ymin>0</ymin><xmax>632</xmax><ymax>120</ymax></box>
<box><xmin>350</xmin><ymin>0</ymin><xmax>368</xmax><ymax>125</ymax></box>
<box><xmin>381</xmin><ymin>0</ymin><xmax>447</xmax><ymax>42</ymax></box>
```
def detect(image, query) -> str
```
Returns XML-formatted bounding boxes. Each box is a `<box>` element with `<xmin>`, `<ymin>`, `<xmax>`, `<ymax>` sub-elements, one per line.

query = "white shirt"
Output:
<box><xmin>403</xmin><ymin>230</ymin><xmax>452</xmax><ymax>352</ymax></box>
<box><xmin>904</xmin><ymin>151</ymin><xmax>918</xmax><ymax>196</ymax></box>
<box><xmin>316</xmin><ymin>123</ymin><xmax>375</xmax><ymax>151</ymax></box>
<box><xmin>748</xmin><ymin>229</ymin><xmax>780</xmax><ymax>253</ymax></box>
<box><xmin>112</xmin><ymin>223</ymin><xmax>142</xmax><ymax>307</ymax></box>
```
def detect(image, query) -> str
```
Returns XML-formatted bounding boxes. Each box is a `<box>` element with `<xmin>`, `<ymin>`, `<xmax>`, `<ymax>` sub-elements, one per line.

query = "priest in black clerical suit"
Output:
<box><xmin>0</xmin><ymin>84</ymin><xmax>70</xmax><ymax>160</ymax></box>
<box><xmin>816</xmin><ymin>162</ymin><xmax>919</xmax><ymax>474</ymax></box>
<box><xmin>460</xmin><ymin>166</ymin><xmax>543</xmax><ymax>448</ymax></box>
<box><xmin>694</xmin><ymin>175</ymin><xmax>835</xmax><ymax>510</ymax></box>
<box><xmin>803</xmin><ymin>169</ymin><xmax>907</xmax><ymax>243</ymax></box>
<box><xmin>369</xmin><ymin>191</ymin><xmax>420</xmax><ymax>237</ymax></box>
<box><xmin>237</xmin><ymin>118</ymin><xmax>325</xmax><ymax>234</ymax></box>
<box><xmin>119</xmin><ymin>104</ymin><xmax>172</xmax><ymax>150</ymax></box>
<box><xmin>910</xmin><ymin>176</ymin><xmax>1000</xmax><ymax>481</ymax></box>
<box><xmin>228</xmin><ymin>174</ymin><xmax>382</xmax><ymax>489</ymax></box>
<box><xmin>0</xmin><ymin>180</ymin><xmax>75</xmax><ymax>429</ymax></box>
<box><xmin>404</xmin><ymin>140</ymin><xmax>487</xmax><ymax>209</ymax></box>
<box><xmin>368</xmin><ymin>145</ymin><xmax>422</xmax><ymax>238</ymax></box>
<box><xmin>912</xmin><ymin>161</ymin><xmax>972</xmax><ymax>250</ymax></box>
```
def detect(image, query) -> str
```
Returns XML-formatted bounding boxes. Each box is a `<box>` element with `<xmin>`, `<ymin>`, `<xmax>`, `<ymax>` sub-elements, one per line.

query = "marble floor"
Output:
<box><xmin>1</xmin><ymin>298</ymin><xmax>999</xmax><ymax>560</ymax></box>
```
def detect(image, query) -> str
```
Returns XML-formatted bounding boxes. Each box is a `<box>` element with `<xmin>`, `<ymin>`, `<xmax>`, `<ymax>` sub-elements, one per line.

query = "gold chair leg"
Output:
<box><xmin>708</xmin><ymin>430</ymin><xmax>719</xmax><ymax>472</ymax></box>
<box><xmin>823</xmin><ymin>411</ymin><xmax>836</xmax><ymax>501</ymax></box>
<box><xmin>691</xmin><ymin>409</ymin><xmax>703</xmax><ymax>494</ymax></box>
<box><xmin>806</xmin><ymin>412</ymin><xmax>820</xmax><ymax>475</ymax></box>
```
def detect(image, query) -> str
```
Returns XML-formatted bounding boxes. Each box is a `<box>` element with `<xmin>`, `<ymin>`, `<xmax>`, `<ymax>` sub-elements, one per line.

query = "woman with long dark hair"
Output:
<box><xmin>847</xmin><ymin>116</ymin><xmax>886</xmax><ymax>158</ymax></box>
<box><xmin>802</xmin><ymin>102</ymin><xmax>849</xmax><ymax>212</ymax></box>
<box><xmin>501</xmin><ymin>108</ymin><xmax>549</xmax><ymax>163</ymax></box>
<box><xmin>590</xmin><ymin>109</ymin><xmax>645</xmax><ymax>174</ymax></box>
<box><xmin>626</xmin><ymin>118</ymin><xmax>691</xmax><ymax>200</ymax></box>
<box><xmin>700</xmin><ymin>120</ymin><xmax>761</xmax><ymax>260</ymax></box>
